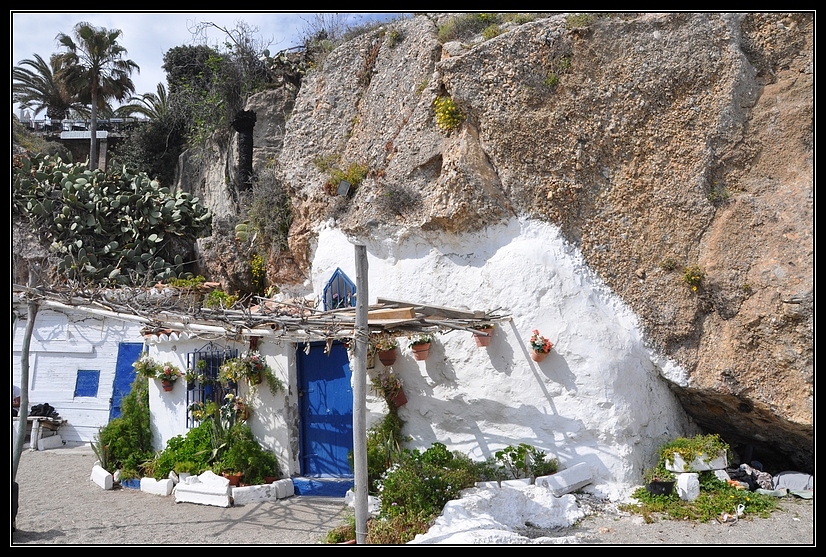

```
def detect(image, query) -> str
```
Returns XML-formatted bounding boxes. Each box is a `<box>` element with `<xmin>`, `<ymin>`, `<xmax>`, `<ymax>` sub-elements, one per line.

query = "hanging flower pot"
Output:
<box><xmin>378</xmin><ymin>349</ymin><xmax>398</xmax><ymax>366</ymax></box>
<box><xmin>528</xmin><ymin>330</ymin><xmax>553</xmax><ymax>363</ymax></box>
<box><xmin>411</xmin><ymin>343</ymin><xmax>431</xmax><ymax>361</ymax></box>
<box><xmin>161</xmin><ymin>380</ymin><xmax>174</xmax><ymax>392</ymax></box>
<box><xmin>408</xmin><ymin>334</ymin><xmax>433</xmax><ymax>361</ymax></box>
<box><xmin>391</xmin><ymin>387</ymin><xmax>408</xmax><ymax>408</ymax></box>
<box><xmin>249</xmin><ymin>371</ymin><xmax>262</xmax><ymax>386</ymax></box>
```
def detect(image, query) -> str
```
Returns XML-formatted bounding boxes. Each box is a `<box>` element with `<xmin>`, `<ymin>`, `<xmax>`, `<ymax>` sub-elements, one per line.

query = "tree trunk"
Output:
<box><xmin>89</xmin><ymin>87</ymin><xmax>98</xmax><ymax>170</ymax></box>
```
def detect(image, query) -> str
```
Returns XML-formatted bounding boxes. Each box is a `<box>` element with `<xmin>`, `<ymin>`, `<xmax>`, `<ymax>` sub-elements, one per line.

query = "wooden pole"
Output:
<box><xmin>353</xmin><ymin>244</ymin><xmax>369</xmax><ymax>544</ymax></box>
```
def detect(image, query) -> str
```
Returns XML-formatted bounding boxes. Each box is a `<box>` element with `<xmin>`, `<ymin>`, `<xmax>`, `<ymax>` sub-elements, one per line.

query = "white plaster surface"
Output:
<box><xmin>310</xmin><ymin>218</ymin><xmax>699</xmax><ymax>499</ymax></box>
<box><xmin>409</xmin><ymin>484</ymin><xmax>585</xmax><ymax>544</ymax></box>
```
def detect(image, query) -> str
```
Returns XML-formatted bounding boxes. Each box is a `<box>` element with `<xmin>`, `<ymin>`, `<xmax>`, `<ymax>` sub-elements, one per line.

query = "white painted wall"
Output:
<box><xmin>12</xmin><ymin>308</ymin><xmax>145</xmax><ymax>443</ymax></box>
<box><xmin>308</xmin><ymin>218</ymin><xmax>700</xmax><ymax>500</ymax></box>
<box><xmin>145</xmin><ymin>338</ymin><xmax>296</xmax><ymax>475</ymax></box>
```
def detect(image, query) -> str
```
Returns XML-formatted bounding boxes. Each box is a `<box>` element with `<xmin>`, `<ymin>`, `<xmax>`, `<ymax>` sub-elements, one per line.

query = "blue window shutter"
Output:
<box><xmin>75</xmin><ymin>370</ymin><xmax>100</xmax><ymax>397</ymax></box>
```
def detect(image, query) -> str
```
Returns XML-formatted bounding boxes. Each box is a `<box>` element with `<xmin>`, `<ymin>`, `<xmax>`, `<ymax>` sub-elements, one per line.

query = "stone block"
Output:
<box><xmin>475</xmin><ymin>481</ymin><xmax>500</xmax><ymax>489</ymax></box>
<box><xmin>666</xmin><ymin>452</ymin><xmax>727</xmax><ymax>473</ymax></box>
<box><xmin>141</xmin><ymin>477</ymin><xmax>174</xmax><ymax>496</ymax></box>
<box><xmin>676</xmin><ymin>472</ymin><xmax>700</xmax><ymax>501</ymax></box>
<box><xmin>90</xmin><ymin>464</ymin><xmax>113</xmax><ymax>490</ymax></box>
<box><xmin>501</xmin><ymin>478</ymin><xmax>532</xmax><ymax>488</ymax></box>
<box><xmin>231</xmin><ymin>483</ymin><xmax>276</xmax><ymax>506</ymax></box>
<box><xmin>38</xmin><ymin>434</ymin><xmax>63</xmax><ymax>450</ymax></box>
<box><xmin>174</xmin><ymin>472</ymin><xmax>232</xmax><ymax>507</ymax></box>
<box><xmin>275</xmin><ymin>478</ymin><xmax>295</xmax><ymax>499</ymax></box>
<box><xmin>536</xmin><ymin>462</ymin><xmax>593</xmax><ymax>497</ymax></box>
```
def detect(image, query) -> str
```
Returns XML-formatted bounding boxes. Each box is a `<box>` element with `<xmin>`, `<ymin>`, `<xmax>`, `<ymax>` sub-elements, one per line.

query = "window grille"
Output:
<box><xmin>323</xmin><ymin>268</ymin><xmax>357</xmax><ymax>311</ymax></box>
<box><xmin>185</xmin><ymin>343</ymin><xmax>237</xmax><ymax>429</ymax></box>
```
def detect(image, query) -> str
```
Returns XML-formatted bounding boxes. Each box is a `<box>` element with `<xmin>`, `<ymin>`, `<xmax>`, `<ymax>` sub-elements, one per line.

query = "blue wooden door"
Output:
<box><xmin>297</xmin><ymin>341</ymin><xmax>353</xmax><ymax>476</ymax></box>
<box><xmin>109</xmin><ymin>343</ymin><xmax>143</xmax><ymax>421</ymax></box>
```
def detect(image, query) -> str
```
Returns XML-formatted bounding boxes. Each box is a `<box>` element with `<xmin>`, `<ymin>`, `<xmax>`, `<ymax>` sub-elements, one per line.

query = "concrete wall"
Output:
<box><xmin>12</xmin><ymin>308</ymin><xmax>145</xmax><ymax>443</ymax></box>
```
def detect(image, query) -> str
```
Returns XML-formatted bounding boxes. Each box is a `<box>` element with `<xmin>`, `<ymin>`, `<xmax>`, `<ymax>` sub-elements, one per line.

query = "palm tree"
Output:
<box><xmin>12</xmin><ymin>53</ymin><xmax>89</xmax><ymax>122</ymax></box>
<box><xmin>115</xmin><ymin>82</ymin><xmax>169</xmax><ymax>121</ymax></box>
<box><xmin>55</xmin><ymin>22</ymin><xmax>139</xmax><ymax>170</ymax></box>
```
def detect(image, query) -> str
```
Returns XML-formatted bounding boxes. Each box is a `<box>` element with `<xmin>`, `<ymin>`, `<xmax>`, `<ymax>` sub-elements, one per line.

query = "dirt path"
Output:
<box><xmin>12</xmin><ymin>444</ymin><xmax>814</xmax><ymax>545</ymax></box>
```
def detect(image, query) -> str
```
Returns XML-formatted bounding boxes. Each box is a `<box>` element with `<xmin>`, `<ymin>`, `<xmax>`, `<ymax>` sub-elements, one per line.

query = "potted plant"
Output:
<box><xmin>133</xmin><ymin>352</ymin><xmax>162</xmax><ymax>380</ymax></box>
<box><xmin>660</xmin><ymin>433</ymin><xmax>731</xmax><ymax>473</ymax></box>
<box><xmin>528</xmin><ymin>329</ymin><xmax>553</xmax><ymax>362</ymax></box>
<box><xmin>157</xmin><ymin>362</ymin><xmax>183</xmax><ymax>391</ymax></box>
<box><xmin>374</xmin><ymin>335</ymin><xmax>399</xmax><ymax>366</ymax></box>
<box><xmin>219</xmin><ymin>350</ymin><xmax>285</xmax><ymax>396</ymax></box>
<box><xmin>472</xmin><ymin>323</ymin><xmax>495</xmax><ymax>347</ymax></box>
<box><xmin>371</xmin><ymin>370</ymin><xmax>407</xmax><ymax>408</ymax></box>
<box><xmin>408</xmin><ymin>334</ymin><xmax>433</xmax><ymax>361</ymax></box>
<box><xmin>643</xmin><ymin>463</ymin><xmax>677</xmax><ymax>495</ymax></box>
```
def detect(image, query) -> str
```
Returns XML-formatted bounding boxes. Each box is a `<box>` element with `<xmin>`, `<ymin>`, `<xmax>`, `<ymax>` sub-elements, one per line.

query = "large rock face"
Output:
<box><xmin>259</xmin><ymin>13</ymin><xmax>812</xmax><ymax>471</ymax></box>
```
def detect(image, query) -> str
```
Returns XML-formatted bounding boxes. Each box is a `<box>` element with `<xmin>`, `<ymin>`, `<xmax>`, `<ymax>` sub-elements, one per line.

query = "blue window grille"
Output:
<box><xmin>185</xmin><ymin>343</ymin><xmax>238</xmax><ymax>429</ymax></box>
<box><xmin>74</xmin><ymin>370</ymin><xmax>100</xmax><ymax>397</ymax></box>
<box><xmin>323</xmin><ymin>268</ymin><xmax>357</xmax><ymax>310</ymax></box>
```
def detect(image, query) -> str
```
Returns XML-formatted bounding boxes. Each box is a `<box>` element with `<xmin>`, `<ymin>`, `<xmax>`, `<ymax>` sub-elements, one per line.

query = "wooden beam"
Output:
<box><xmin>376</xmin><ymin>298</ymin><xmax>484</xmax><ymax>319</ymax></box>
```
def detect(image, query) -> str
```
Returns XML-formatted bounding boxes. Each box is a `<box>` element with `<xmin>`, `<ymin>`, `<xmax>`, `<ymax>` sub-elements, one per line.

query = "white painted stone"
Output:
<box><xmin>667</xmin><ymin>452</ymin><xmax>728</xmax><ymax>473</ymax></box>
<box><xmin>344</xmin><ymin>489</ymin><xmax>379</xmax><ymax>514</ymax></box>
<box><xmin>90</xmin><ymin>464</ymin><xmax>113</xmax><ymax>490</ymax></box>
<box><xmin>232</xmin><ymin>484</ymin><xmax>277</xmax><ymax>505</ymax></box>
<box><xmin>501</xmin><ymin>478</ymin><xmax>532</xmax><ymax>488</ymax></box>
<box><xmin>38</xmin><ymin>434</ymin><xmax>63</xmax><ymax>450</ymax></box>
<box><xmin>274</xmin><ymin>478</ymin><xmax>295</xmax><ymax>499</ymax></box>
<box><xmin>140</xmin><ymin>477</ymin><xmax>174</xmax><ymax>496</ymax></box>
<box><xmin>676</xmin><ymin>472</ymin><xmax>700</xmax><ymax>501</ymax></box>
<box><xmin>174</xmin><ymin>475</ymin><xmax>232</xmax><ymax>507</ymax></box>
<box><xmin>410</xmin><ymin>485</ymin><xmax>585</xmax><ymax>544</ymax></box>
<box><xmin>536</xmin><ymin>462</ymin><xmax>593</xmax><ymax>496</ymax></box>
<box><xmin>475</xmin><ymin>481</ymin><xmax>500</xmax><ymax>489</ymax></box>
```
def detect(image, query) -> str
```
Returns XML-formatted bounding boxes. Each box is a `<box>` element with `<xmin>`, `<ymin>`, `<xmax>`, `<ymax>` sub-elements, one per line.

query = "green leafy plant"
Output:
<box><xmin>643</xmin><ymin>462</ymin><xmax>676</xmax><ymax>484</ymax></box>
<box><xmin>325</xmin><ymin>511</ymin><xmax>356</xmax><ymax>543</ymax></box>
<box><xmin>371</xmin><ymin>370</ymin><xmax>404</xmax><ymax>406</ymax></box>
<box><xmin>376</xmin><ymin>443</ymin><xmax>477</xmax><ymax>521</ymax></box>
<box><xmin>481</xmin><ymin>24</ymin><xmax>502</xmax><ymax>40</ymax></box>
<box><xmin>204</xmin><ymin>289</ymin><xmax>238</xmax><ymax>309</ymax></box>
<box><xmin>683</xmin><ymin>265</ymin><xmax>705</xmax><ymax>292</ymax></box>
<box><xmin>218</xmin><ymin>350</ymin><xmax>284</xmax><ymax>396</ymax></box>
<box><xmin>12</xmin><ymin>152</ymin><xmax>212</xmax><ymax>285</ymax></box>
<box><xmin>432</xmin><ymin>95</ymin><xmax>465</xmax><ymax>131</ymax></box>
<box><xmin>658</xmin><ymin>434</ymin><xmax>731</xmax><ymax>470</ymax></box>
<box><xmin>624</xmin><ymin>471</ymin><xmax>779</xmax><ymax>523</ymax></box>
<box><xmin>91</xmin><ymin>429</ymin><xmax>112</xmax><ymax>471</ymax></box>
<box><xmin>323</xmin><ymin>162</ymin><xmax>369</xmax><ymax>195</ymax></box>
<box><xmin>133</xmin><ymin>352</ymin><xmax>163</xmax><ymax>379</ymax></box>
<box><xmin>494</xmin><ymin>443</ymin><xmax>559</xmax><ymax>479</ymax></box>
<box><xmin>98</xmin><ymin>375</ymin><xmax>154</xmax><ymax>477</ymax></box>
<box><xmin>659</xmin><ymin>257</ymin><xmax>678</xmax><ymax>272</ymax></box>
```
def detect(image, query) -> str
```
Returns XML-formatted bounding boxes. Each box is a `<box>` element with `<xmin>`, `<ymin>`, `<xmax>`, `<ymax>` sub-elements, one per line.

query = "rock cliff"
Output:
<box><xmin>17</xmin><ymin>12</ymin><xmax>813</xmax><ymax>473</ymax></box>
<box><xmin>237</xmin><ymin>13</ymin><xmax>811</xmax><ymax>472</ymax></box>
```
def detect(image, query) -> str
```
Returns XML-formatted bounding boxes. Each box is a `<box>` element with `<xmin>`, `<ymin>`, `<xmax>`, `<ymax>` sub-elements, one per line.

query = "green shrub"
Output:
<box><xmin>437</xmin><ymin>13</ymin><xmax>502</xmax><ymax>43</ymax></box>
<box><xmin>566</xmin><ymin>13</ymin><xmax>595</xmax><ymax>28</ymax></box>
<box><xmin>376</xmin><ymin>442</ymin><xmax>477</xmax><ymax>519</ymax></box>
<box><xmin>151</xmin><ymin>420</ymin><xmax>215</xmax><ymax>479</ymax></box>
<box><xmin>99</xmin><ymin>376</ymin><xmax>153</xmax><ymax>473</ymax></box>
<box><xmin>365</xmin><ymin>511</ymin><xmax>434</xmax><ymax>545</ymax></box>
<box><xmin>481</xmin><ymin>24</ymin><xmax>502</xmax><ymax>40</ymax></box>
<box><xmin>494</xmin><ymin>443</ymin><xmax>559</xmax><ymax>479</ymax></box>
<box><xmin>683</xmin><ymin>265</ymin><xmax>705</xmax><ymax>292</ymax></box>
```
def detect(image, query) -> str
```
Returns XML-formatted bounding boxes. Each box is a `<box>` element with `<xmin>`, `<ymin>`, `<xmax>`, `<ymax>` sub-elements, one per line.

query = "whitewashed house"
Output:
<box><xmin>141</xmin><ymin>217</ymin><xmax>700</xmax><ymax>501</ymax></box>
<box><xmin>12</xmin><ymin>296</ymin><xmax>146</xmax><ymax>444</ymax></box>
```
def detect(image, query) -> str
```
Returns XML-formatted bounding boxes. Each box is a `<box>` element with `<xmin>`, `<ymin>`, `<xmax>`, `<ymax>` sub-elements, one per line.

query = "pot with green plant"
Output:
<box><xmin>643</xmin><ymin>463</ymin><xmax>677</xmax><ymax>495</ymax></box>
<box><xmin>408</xmin><ymin>334</ymin><xmax>433</xmax><ymax>361</ymax></box>
<box><xmin>660</xmin><ymin>433</ymin><xmax>730</xmax><ymax>473</ymax></box>
<box><xmin>372</xmin><ymin>370</ymin><xmax>406</xmax><ymax>408</ymax></box>
<box><xmin>157</xmin><ymin>362</ymin><xmax>183</xmax><ymax>392</ymax></box>
<box><xmin>374</xmin><ymin>335</ymin><xmax>399</xmax><ymax>366</ymax></box>
<box><xmin>219</xmin><ymin>350</ymin><xmax>285</xmax><ymax>396</ymax></box>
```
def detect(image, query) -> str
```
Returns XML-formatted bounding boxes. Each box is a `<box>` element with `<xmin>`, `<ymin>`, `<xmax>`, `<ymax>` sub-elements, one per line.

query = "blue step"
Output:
<box><xmin>291</xmin><ymin>477</ymin><xmax>354</xmax><ymax>497</ymax></box>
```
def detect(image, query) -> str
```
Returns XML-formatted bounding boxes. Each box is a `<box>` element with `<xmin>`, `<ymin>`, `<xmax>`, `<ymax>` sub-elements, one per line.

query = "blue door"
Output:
<box><xmin>297</xmin><ymin>341</ymin><xmax>353</xmax><ymax>476</ymax></box>
<box><xmin>109</xmin><ymin>343</ymin><xmax>143</xmax><ymax>421</ymax></box>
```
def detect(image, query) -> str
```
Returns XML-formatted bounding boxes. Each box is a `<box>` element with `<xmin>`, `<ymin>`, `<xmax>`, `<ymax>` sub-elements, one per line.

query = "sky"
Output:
<box><xmin>11</xmin><ymin>11</ymin><xmax>407</xmax><ymax>119</ymax></box>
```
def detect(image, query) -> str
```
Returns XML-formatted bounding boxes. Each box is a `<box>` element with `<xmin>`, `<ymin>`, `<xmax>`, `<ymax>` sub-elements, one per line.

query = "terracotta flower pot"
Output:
<box><xmin>222</xmin><ymin>472</ymin><xmax>242</xmax><ymax>486</ymax></box>
<box><xmin>531</xmin><ymin>351</ymin><xmax>548</xmax><ymax>362</ymax></box>
<box><xmin>473</xmin><ymin>329</ymin><xmax>493</xmax><ymax>347</ymax></box>
<box><xmin>411</xmin><ymin>343</ymin><xmax>431</xmax><ymax>361</ymax></box>
<box><xmin>249</xmin><ymin>372</ymin><xmax>262</xmax><ymax>385</ymax></box>
<box><xmin>378</xmin><ymin>349</ymin><xmax>397</xmax><ymax>366</ymax></box>
<box><xmin>391</xmin><ymin>387</ymin><xmax>408</xmax><ymax>407</ymax></box>
<box><xmin>161</xmin><ymin>380</ymin><xmax>174</xmax><ymax>392</ymax></box>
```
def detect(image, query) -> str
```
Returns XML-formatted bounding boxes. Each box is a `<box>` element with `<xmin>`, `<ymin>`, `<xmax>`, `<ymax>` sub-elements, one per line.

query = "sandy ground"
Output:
<box><xmin>11</xmin><ymin>443</ymin><xmax>815</xmax><ymax>546</ymax></box>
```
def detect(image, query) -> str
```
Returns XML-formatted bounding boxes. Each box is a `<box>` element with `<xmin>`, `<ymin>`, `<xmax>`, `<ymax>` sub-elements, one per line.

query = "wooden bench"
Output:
<box><xmin>13</xmin><ymin>415</ymin><xmax>67</xmax><ymax>451</ymax></box>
